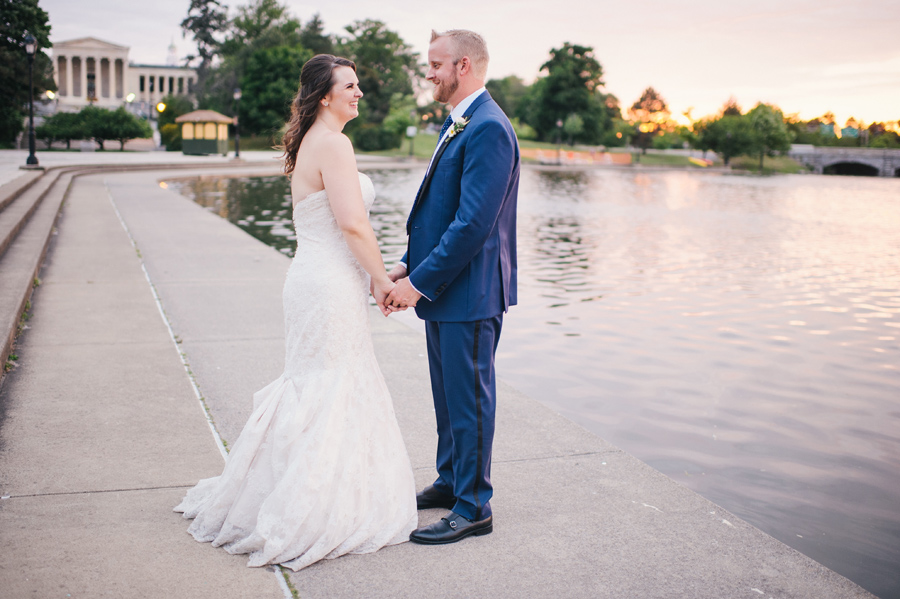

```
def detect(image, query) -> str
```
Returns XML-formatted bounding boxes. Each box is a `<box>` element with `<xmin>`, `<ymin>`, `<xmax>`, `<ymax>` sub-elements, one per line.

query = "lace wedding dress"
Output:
<box><xmin>175</xmin><ymin>172</ymin><xmax>417</xmax><ymax>571</ymax></box>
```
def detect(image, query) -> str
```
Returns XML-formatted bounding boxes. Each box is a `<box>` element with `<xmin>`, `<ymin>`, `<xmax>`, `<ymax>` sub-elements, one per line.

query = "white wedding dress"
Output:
<box><xmin>175</xmin><ymin>172</ymin><xmax>417</xmax><ymax>571</ymax></box>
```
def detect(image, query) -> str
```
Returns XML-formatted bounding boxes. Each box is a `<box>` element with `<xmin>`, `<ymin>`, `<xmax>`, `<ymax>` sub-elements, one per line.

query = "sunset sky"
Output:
<box><xmin>41</xmin><ymin>0</ymin><xmax>899</xmax><ymax>126</ymax></box>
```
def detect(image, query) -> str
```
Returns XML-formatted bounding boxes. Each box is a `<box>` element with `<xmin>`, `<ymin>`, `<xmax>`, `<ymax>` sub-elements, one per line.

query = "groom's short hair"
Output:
<box><xmin>431</xmin><ymin>29</ymin><xmax>489</xmax><ymax>80</ymax></box>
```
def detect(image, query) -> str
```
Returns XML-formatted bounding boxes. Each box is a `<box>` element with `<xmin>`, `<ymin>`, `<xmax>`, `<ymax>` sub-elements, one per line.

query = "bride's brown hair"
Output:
<box><xmin>281</xmin><ymin>54</ymin><xmax>357</xmax><ymax>175</ymax></box>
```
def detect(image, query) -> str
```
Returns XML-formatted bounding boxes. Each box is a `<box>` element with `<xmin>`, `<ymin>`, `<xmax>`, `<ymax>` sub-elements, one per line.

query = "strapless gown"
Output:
<box><xmin>175</xmin><ymin>172</ymin><xmax>417</xmax><ymax>571</ymax></box>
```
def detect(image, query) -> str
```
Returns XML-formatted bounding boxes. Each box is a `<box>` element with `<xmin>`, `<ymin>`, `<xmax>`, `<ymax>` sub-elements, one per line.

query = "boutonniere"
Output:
<box><xmin>446</xmin><ymin>117</ymin><xmax>470</xmax><ymax>140</ymax></box>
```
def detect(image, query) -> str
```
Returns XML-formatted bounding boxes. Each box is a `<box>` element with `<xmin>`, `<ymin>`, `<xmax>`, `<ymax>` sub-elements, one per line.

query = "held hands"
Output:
<box><xmin>371</xmin><ymin>277</ymin><xmax>396</xmax><ymax>317</ymax></box>
<box><xmin>385</xmin><ymin>277</ymin><xmax>422</xmax><ymax>311</ymax></box>
<box><xmin>387</xmin><ymin>264</ymin><xmax>407</xmax><ymax>283</ymax></box>
<box><xmin>371</xmin><ymin>264</ymin><xmax>421</xmax><ymax>317</ymax></box>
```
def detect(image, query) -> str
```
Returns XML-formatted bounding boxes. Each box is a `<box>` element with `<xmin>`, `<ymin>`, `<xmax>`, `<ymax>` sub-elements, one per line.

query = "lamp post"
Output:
<box><xmin>406</xmin><ymin>110</ymin><xmax>417</xmax><ymax>158</ymax></box>
<box><xmin>24</xmin><ymin>33</ymin><xmax>38</xmax><ymax>166</ymax></box>
<box><xmin>556</xmin><ymin>119</ymin><xmax>563</xmax><ymax>165</ymax></box>
<box><xmin>233</xmin><ymin>88</ymin><xmax>242</xmax><ymax>158</ymax></box>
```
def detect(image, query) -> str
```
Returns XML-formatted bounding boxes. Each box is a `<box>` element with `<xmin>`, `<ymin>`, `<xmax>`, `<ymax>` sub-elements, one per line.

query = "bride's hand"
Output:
<box><xmin>373</xmin><ymin>278</ymin><xmax>397</xmax><ymax>317</ymax></box>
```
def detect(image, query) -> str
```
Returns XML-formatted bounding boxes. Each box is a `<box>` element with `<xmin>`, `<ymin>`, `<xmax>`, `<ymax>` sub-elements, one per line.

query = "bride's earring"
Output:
<box><xmin>323</xmin><ymin>101</ymin><xmax>329</xmax><ymax>107</ymax></box>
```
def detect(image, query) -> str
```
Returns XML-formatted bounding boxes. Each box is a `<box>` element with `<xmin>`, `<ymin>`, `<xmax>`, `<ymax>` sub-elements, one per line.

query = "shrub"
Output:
<box><xmin>160</xmin><ymin>123</ymin><xmax>182</xmax><ymax>151</ymax></box>
<box><xmin>353</xmin><ymin>125</ymin><xmax>401</xmax><ymax>151</ymax></box>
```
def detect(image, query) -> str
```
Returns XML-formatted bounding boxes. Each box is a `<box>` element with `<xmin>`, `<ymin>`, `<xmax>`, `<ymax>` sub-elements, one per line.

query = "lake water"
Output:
<box><xmin>169</xmin><ymin>167</ymin><xmax>900</xmax><ymax>598</ymax></box>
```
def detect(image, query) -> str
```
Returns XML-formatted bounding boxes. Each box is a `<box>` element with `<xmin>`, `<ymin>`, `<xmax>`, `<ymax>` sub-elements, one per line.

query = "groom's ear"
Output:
<box><xmin>458</xmin><ymin>56</ymin><xmax>471</xmax><ymax>76</ymax></box>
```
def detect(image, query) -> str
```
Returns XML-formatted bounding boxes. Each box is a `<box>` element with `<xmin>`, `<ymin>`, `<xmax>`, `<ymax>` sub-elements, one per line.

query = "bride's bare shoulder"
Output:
<box><xmin>296</xmin><ymin>130</ymin><xmax>352</xmax><ymax>168</ymax></box>
<box><xmin>312</xmin><ymin>130</ymin><xmax>353</xmax><ymax>157</ymax></box>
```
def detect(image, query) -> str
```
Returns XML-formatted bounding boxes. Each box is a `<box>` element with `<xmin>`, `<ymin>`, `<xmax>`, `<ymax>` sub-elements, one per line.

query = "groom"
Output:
<box><xmin>385</xmin><ymin>29</ymin><xmax>519</xmax><ymax>544</ymax></box>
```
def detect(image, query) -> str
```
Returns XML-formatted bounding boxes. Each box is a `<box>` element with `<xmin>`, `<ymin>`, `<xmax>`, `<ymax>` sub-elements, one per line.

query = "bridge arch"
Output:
<box><xmin>822</xmin><ymin>161</ymin><xmax>880</xmax><ymax>177</ymax></box>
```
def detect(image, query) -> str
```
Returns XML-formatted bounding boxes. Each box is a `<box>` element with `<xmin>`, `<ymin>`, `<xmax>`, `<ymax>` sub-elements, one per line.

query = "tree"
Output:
<box><xmin>240</xmin><ymin>44</ymin><xmax>312</xmax><ymax>136</ymax></box>
<box><xmin>340</xmin><ymin>20</ymin><xmax>418</xmax><ymax>126</ymax></box>
<box><xmin>219</xmin><ymin>0</ymin><xmax>301</xmax><ymax>62</ymax></box>
<box><xmin>700</xmin><ymin>115</ymin><xmax>754</xmax><ymax>165</ymax></box>
<box><xmin>486</xmin><ymin>75</ymin><xmax>528</xmax><ymax>118</ymax></box>
<box><xmin>747</xmin><ymin>103</ymin><xmax>792</xmax><ymax>171</ymax></box>
<box><xmin>299</xmin><ymin>13</ymin><xmax>333</xmax><ymax>55</ymax></box>
<box><xmin>106</xmin><ymin>106</ymin><xmax>151</xmax><ymax>150</ymax></box>
<box><xmin>199</xmin><ymin>0</ymin><xmax>303</xmax><ymax>119</ymax></box>
<box><xmin>563</xmin><ymin>113</ymin><xmax>584</xmax><ymax>146</ymax></box>
<box><xmin>157</xmin><ymin>94</ymin><xmax>195</xmax><ymax>127</ymax></box>
<box><xmin>629</xmin><ymin>87</ymin><xmax>670</xmax><ymax>154</ymax></box>
<box><xmin>603</xmin><ymin>94</ymin><xmax>623</xmax><ymax>120</ymax></box>
<box><xmin>0</xmin><ymin>0</ymin><xmax>56</xmax><ymax>146</ymax></box>
<box><xmin>721</xmin><ymin>96</ymin><xmax>742</xmax><ymax>116</ymax></box>
<box><xmin>870</xmin><ymin>132</ymin><xmax>900</xmax><ymax>148</ymax></box>
<box><xmin>78</xmin><ymin>105</ymin><xmax>141</xmax><ymax>150</ymax></box>
<box><xmin>181</xmin><ymin>0</ymin><xmax>228</xmax><ymax>91</ymax></box>
<box><xmin>381</xmin><ymin>93</ymin><xmax>417</xmax><ymax>137</ymax></box>
<box><xmin>43</xmin><ymin>111</ymin><xmax>85</xmax><ymax>149</ymax></box>
<box><xmin>524</xmin><ymin>43</ymin><xmax>610</xmax><ymax>144</ymax></box>
<box><xmin>154</xmin><ymin>93</ymin><xmax>195</xmax><ymax>151</ymax></box>
<box><xmin>34</xmin><ymin>118</ymin><xmax>56</xmax><ymax>148</ymax></box>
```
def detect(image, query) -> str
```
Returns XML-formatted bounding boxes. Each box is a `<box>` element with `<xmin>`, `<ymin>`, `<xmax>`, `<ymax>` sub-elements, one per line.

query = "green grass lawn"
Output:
<box><xmin>360</xmin><ymin>134</ymin><xmax>802</xmax><ymax>174</ymax></box>
<box><xmin>363</xmin><ymin>134</ymin><xmax>621</xmax><ymax>161</ymax></box>
<box><xmin>631</xmin><ymin>153</ymin><xmax>694</xmax><ymax>167</ymax></box>
<box><xmin>362</xmin><ymin>132</ymin><xmax>439</xmax><ymax>160</ymax></box>
<box><xmin>729</xmin><ymin>154</ymin><xmax>803</xmax><ymax>174</ymax></box>
<box><xmin>230</xmin><ymin>135</ymin><xmax>278</xmax><ymax>152</ymax></box>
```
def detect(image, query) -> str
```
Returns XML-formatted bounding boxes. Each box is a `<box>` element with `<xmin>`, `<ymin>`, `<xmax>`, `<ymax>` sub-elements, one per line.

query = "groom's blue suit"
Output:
<box><xmin>403</xmin><ymin>90</ymin><xmax>519</xmax><ymax>521</ymax></box>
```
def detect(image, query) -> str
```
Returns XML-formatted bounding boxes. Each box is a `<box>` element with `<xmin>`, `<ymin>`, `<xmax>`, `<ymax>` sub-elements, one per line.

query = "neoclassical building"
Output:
<box><xmin>51</xmin><ymin>37</ymin><xmax>196</xmax><ymax>112</ymax></box>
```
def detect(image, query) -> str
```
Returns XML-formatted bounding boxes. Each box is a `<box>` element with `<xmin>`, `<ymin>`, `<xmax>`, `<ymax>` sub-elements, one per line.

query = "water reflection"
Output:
<box><xmin>172</xmin><ymin>176</ymin><xmax>298</xmax><ymax>255</ymax></box>
<box><xmin>168</xmin><ymin>167</ymin><xmax>900</xmax><ymax>599</ymax></box>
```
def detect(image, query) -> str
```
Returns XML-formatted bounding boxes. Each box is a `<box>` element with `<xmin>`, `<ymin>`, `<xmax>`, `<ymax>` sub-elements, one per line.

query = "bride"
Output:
<box><xmin>174</xmin><ymin>54</ymin><xmax>417</xmax><ymax>571</ymax></box>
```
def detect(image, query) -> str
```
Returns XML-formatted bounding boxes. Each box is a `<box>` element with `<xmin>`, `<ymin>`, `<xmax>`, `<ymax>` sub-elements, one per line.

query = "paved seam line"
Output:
<box><xmin>2</xmin><ymin>484</ymin><xmax>196</xmax><ymax>499</ymax></box>
<box><xmin>104</xmin><ymin>177</ymin><xmax>292</xmax><ymax>599</ymax></box>
<box><xmin>410</xmin><ymin>450</ymin><xmax>618</xmax><ymax>473</ymax></box>
<box><xmin>104</xmin><ymin>178</ymin><xmax>228</xmax><ymax>461</ymax></box>
<box><xmin>495</xmin><ymin>450</ymin><xmax>620</xmax><ymax>464</ymax></box>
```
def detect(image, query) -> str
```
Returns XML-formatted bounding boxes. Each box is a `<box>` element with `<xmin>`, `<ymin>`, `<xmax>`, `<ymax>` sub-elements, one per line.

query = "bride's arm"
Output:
<box><xmin>319</xmin><ymin>132</ymin><xmax>394</xmax><ymax>313</ymax></box>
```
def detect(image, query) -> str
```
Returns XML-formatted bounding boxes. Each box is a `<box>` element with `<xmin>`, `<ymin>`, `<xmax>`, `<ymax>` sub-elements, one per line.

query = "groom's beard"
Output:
<box><xmin>433</xmin><ymin>74</ymin><xmax>459</xmax><ymax>104</ymax></box>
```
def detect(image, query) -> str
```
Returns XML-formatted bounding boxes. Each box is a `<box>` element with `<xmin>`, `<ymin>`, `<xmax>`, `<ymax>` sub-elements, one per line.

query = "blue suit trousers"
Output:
<box><xmin>425</xmin><ymin>315</ymin><xmax>503</xmax><ymax>521</ymax></box>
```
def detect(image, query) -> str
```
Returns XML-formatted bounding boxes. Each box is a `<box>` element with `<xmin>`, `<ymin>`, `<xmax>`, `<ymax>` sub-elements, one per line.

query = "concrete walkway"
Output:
<box><xmin>0</xmin><ymin>158</ymin><xmax>875</xmax><ymax>598</ymax></box>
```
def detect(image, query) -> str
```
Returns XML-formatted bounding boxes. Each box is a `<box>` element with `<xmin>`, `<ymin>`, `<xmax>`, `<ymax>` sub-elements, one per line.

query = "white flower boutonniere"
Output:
<box><xmin>446</xmin><ymin>117</ymin><xmax>470</xmax><ymax>140</ymax></box>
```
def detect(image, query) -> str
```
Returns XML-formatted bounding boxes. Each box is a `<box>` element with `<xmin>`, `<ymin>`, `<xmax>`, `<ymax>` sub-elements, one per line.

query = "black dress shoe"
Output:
<box><xmin>409</xmin><ymin>511</ymin><xmax>493</xmax><ymax>545</ymax></box>
<box><xmin>416</xmin><ymin>485</ymin><xmax>456</xmax><ymax>510</ymax></box>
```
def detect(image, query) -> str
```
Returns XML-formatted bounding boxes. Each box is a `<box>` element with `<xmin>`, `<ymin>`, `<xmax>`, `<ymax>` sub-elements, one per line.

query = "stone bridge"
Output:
<box><xmin>789</xmin><ymin>145</ymin><xmax>900</xmax><ymax>176</ymax></box>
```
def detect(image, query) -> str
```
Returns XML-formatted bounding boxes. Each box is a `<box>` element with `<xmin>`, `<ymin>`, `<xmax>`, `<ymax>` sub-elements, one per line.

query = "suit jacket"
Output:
<box><xmin>403</xmin><ymin>90</ymin><xmax>519</xmax><ymax>322</ymax></box>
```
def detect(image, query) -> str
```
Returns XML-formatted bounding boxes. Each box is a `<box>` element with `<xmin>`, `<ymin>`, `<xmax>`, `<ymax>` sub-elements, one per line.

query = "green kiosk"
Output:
<box><xmin>175</xmin><ymin>110</ymin><xmax>233</xmax><ymax>156</ymax></box>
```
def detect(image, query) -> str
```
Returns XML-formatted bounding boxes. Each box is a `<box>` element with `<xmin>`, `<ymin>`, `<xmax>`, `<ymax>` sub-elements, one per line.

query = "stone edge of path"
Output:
<box><xmin>0</xmin><ymin>160</ymin><xmax>284</xmax><ymax>387</ymax></box>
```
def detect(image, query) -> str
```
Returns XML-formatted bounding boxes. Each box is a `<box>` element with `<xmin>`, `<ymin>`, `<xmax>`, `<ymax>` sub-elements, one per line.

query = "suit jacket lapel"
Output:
<box><xmin>407</xmin><ymin>139</ymin><xmax>452</xmax><ymax>233</ymax></box>
<box><xmin>406</xmin><ymin>91</ymin><xmax>493</xmax><ymax>235</ymax></box>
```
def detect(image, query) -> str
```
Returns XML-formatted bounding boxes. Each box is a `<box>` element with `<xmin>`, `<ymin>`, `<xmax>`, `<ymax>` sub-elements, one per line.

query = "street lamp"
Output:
<box><xmin>233</xmin><ymin>88</ymin><xmax>242</xmax><ymax>158</ymax></box>
<box><xmin>556</xmin><ymin>119</ymin><xmax>563</xmax><ymax>165</ymax></box>
<box><xmin>406</xmin><ymin>109</ymin><xmax>417</xmax><ymax>158</ymax></box>
<box><xmin>24</xmin><ymin>32</ymin><xmax>38</xmax><ymax>166</ymax></box>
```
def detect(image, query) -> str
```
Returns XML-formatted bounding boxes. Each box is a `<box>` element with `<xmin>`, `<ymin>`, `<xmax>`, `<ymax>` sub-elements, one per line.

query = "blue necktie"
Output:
<box><xmin>437</xmin><ymin>115</ymin><xmax>453</xmax><ymax>145</ymax></box>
